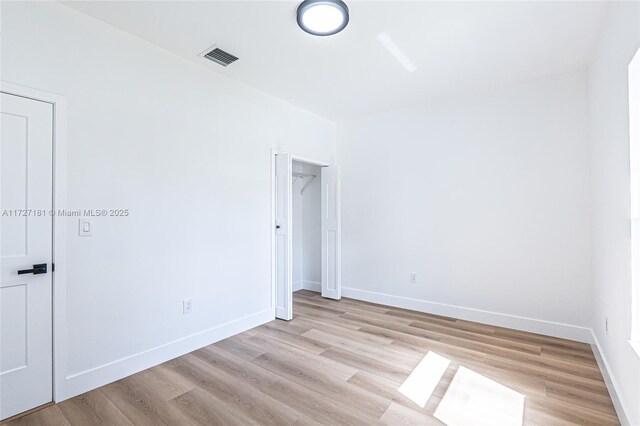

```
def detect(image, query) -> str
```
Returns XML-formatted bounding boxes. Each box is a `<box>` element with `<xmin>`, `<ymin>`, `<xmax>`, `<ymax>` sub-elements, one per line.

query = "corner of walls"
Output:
<box><xmin>587</xmin><ymin>1</ymin><xmax>640</xmax><ymax>424</ymax></box>
<box><xmin>591</xmin><ymin>331</ymin><xmax>635</xmax><ymax>426</ymax></box>
<box><xmin>302</xmin><ymin>281</ymin><xmax>322</xmax><ymax>293</ymax></box>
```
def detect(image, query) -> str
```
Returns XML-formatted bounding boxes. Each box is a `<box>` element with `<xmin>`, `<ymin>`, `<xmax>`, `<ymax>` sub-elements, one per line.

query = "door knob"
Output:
<box><xmin>17</xmin><ymin>263</ymin><xmax>48</xmax><ymax>275</ymax></box>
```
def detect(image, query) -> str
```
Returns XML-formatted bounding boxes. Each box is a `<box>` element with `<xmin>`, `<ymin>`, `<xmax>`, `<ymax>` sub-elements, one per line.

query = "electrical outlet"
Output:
<box><xmin>409</xmin><ymin>272</ymin><xmax>418</xmax><ymax>284</ymax></box>
<box><xmin>605</xmin><ymin>316</ymin><xmax>608</xmax><ymax>334</ymax></box>
<box><xmin>183</xmin><ymin>298</ymin><xmax>192</xmax><ymax>315</ymax></box>
<box><xmin>78</xmin><ymin>218</ymin><xmax>93</xmax><ymax>236</ymax></box>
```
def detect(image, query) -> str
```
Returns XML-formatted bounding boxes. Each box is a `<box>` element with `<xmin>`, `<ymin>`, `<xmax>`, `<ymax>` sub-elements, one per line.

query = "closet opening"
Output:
<box><xmin>272</xmin><ymin>151</ymin><xmax>341</xmax><ymax>321</ymax></box>
<box><xmin>292</xmin><ymin>161</ymin><xmax>323</xmax><ymax>309</ymax></box>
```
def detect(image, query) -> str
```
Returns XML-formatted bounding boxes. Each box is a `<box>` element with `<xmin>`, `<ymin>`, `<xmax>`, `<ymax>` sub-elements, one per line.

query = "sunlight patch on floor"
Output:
<box><xmin>434</xmin><ymin>366</ymin><xmax>524</xmax><ymax>426</ymax></box>
<box><xmin>398</xmin><ymin>351</ymin><xmax>451</xmax><ymax>407</ymax></box>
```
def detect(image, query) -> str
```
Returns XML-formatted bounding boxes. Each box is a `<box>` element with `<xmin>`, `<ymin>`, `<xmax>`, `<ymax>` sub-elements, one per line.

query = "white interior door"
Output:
<box><xmin>0</xmin><ymin>93</ymin><xmax>53</xmax><ymax>420</ymax></box>
<box><xmin>321</xmin><ymin>166</ymin><xmax>341</xmax><ymax>300</ymax></box>
<box><xmin>275</xmin><ymin>153</ymin><xmax>293</xmax><ymax>320</ymax></box>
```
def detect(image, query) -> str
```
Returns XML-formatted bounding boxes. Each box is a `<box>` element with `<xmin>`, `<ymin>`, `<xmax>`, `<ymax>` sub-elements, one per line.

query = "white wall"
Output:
<box><xmin>589</xmin><ymin>2</ymin><xmax>640</xmax><ymax>424</ymax></box>
<box><xmin>1</xmin><ymin>1</ymin><xmax>336</xmax><ymax>398</ymax></box>
<box><xmin>292</xmin><ymin>161</ymin><xmax>321</xmax><ymax>291</ymax></box>
<box><xmin>337</xmin><ymin>70</ymin><xmax>593</xmax><ymax>340</ymax></box>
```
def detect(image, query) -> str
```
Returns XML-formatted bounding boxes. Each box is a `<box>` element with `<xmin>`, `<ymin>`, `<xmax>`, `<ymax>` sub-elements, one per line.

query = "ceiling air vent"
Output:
<box><xmin>202</xmin><ymin>47</ymin><xmax>239</xmax><ymax>67</ymax></box>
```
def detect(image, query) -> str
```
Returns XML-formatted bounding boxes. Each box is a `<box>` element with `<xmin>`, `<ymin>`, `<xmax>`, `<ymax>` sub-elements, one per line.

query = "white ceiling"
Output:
<box><xmin>63</xmin><ymin>1</ymin><xmax>609</xmax><ymax>121</ymax></box>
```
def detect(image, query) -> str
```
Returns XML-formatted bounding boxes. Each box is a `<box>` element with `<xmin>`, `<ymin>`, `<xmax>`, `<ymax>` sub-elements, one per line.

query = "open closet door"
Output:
<box><xmin>321</xmin><ymin>166</ymin><xmax>341</xmax><ymax>300</ymax></box>
<box><xmin>275</xmin><ymin>153</ymin><xmax>293</xmax><ymax>320</ymax></box>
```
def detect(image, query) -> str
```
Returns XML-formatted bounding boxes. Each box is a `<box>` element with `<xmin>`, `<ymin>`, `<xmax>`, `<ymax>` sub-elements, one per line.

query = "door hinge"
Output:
<box><xmin>52</xmin><ymin>263</ymin><xmax>55</xmax><ymax>272</ymax></box>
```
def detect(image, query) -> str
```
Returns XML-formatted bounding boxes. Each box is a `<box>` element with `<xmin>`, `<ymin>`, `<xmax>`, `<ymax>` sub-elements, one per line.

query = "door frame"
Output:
<box><xmin>270</xmin><ymin>149</ymin><xmax>329</xmax><ymax>318</ymax></box>
<box><xmin>1</xmin><ymin>81</ymin><xmax>69</xmax><ymax>403</ymax></box>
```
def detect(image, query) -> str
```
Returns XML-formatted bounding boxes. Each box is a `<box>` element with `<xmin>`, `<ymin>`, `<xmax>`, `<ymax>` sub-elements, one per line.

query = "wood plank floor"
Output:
<box><xmin>4</xmin><ymin>290</ymin><xmax>618</xmax><ymax>425</ymax></box>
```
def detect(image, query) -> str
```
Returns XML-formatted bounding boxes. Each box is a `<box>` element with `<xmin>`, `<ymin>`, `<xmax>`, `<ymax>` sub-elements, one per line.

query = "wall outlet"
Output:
<box><xmin>78</xmin><ymin>218</ymin><xmax>93</xmax><ymax>236</ymax></box>
<box><xmin>183</xmin><ymin>298</ymin><xmax>192</xmax><ymax>315</ymax></box>
<box><xmin>409</xmin><ymin>272</ymin><xmax>418</xmax><ymax>284</ymax></box>
<box><xmin>605</xmin><ymin>316</ymin><xmax>608</xmax><ymax>334</ymax></box>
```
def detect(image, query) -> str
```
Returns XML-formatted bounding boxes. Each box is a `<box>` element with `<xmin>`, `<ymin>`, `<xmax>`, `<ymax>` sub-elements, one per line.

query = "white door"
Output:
<box><xmin>0</xmin><ymin>93</ymin><xmax>53</xmax><ymax>420</ymax></box>
<box><xmin>275</xmin><ymin>153</ymin><xmax>293</xmax><ymax>320</ymax></box>
<box><xmin>321</xmin><ymin>166</ymin><xmax>341</xmax><ymax>300</ymax></box>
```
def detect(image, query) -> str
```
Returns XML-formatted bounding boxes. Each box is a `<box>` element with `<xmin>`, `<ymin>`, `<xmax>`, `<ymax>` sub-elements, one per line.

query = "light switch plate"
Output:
<box><xmin>79</xmin><ymin>219</ymin><xmax>93</xmax><ymax>236</ymax></box>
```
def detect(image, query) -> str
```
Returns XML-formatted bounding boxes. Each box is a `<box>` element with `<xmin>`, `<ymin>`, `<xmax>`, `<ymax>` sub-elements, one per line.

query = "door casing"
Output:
<box><xmin>1</xmin><ymin>82</ymin><xmax>69</xmax><ymax>403</ymax></box>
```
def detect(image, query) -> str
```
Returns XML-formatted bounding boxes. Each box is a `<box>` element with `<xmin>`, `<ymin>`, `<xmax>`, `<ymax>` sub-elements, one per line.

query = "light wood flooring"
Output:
<box><xmin>4</xmin><ymin>290</ymin><xmax>619</xmax><ymax>425</ymax></box>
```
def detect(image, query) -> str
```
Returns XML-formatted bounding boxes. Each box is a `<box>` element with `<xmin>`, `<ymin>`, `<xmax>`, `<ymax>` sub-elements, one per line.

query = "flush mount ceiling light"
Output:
<box><xmin>297</xmin><ymin>0</ymin><xmax>349</xmax><ymax>36</ymax></box>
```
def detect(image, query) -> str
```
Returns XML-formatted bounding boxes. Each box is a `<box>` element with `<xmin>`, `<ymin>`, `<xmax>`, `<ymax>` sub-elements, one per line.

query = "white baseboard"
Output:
<box><xmin>341</xmin><ymin>287</ymin><xmax>594</xmax><ymax>344</ymax></box>
<box><xmin>302</xmin><ymin>281</ymin><xmax>321</xmax><ymax>292</ymax></box>
<box><xmin>591</xmin><ymin>331</ymin><xmax>634</xmax><ymax>426</ymax></box>
<box><xmin>293</xmin><ymin>280</ymin><xmax>303</xmax><ymax>292</ymax></box>
<box><xmin>62</xmin><ymin>308</ymin><xmax>274</xmax><ymax>401</ymax></box>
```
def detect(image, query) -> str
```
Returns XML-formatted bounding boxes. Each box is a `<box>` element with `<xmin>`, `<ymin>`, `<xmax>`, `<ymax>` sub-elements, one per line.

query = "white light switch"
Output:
<box><xmin>79</xmin><ymin>219</ymin><xmax>93</xmax><ymax>236</ymax></box>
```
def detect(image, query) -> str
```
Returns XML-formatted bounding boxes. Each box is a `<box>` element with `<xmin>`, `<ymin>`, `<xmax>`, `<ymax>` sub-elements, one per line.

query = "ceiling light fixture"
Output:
<box><xmin>297</xmin><ymin>0</ymin><xmax>349</xmax><ymax>36</ymax></box>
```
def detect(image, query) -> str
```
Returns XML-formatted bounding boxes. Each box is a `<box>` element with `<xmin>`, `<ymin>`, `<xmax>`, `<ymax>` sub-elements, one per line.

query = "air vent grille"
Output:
<box><xmin>203</xmin><ymin>47</ymin><xmax>239</xmax><ymax>67</ymax></box>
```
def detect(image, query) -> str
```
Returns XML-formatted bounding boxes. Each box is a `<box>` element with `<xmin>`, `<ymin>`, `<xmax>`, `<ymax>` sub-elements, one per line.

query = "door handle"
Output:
<box><xmin>17</xmin><ymin>263</ymin><xmax>48</xmax><ymax>275</ymax></box>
